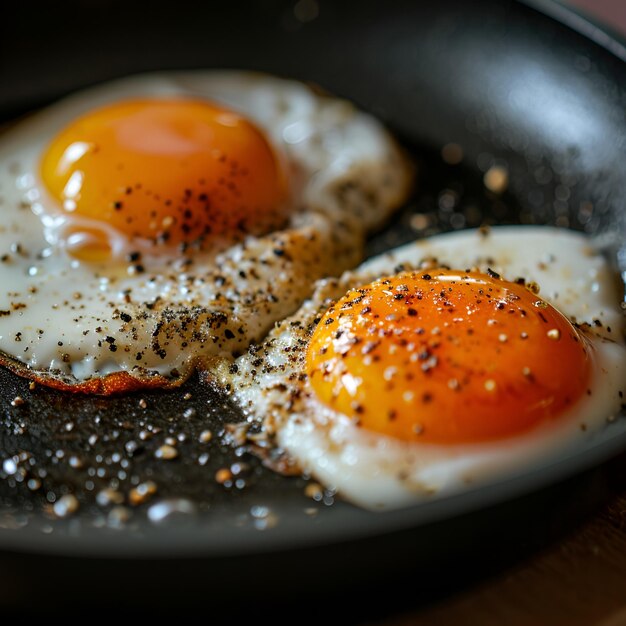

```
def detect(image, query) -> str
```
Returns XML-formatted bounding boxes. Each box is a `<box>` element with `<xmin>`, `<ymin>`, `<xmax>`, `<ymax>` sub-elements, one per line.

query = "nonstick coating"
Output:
<box><xmin>0</xmin><ymin>0</ymin><xmax>624</xmax><ymax>606</ymax></box>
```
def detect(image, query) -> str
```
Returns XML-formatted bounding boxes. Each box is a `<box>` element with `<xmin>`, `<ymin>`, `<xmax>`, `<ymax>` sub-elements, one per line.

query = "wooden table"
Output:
<box><xmin>567</xmin><ymin>0</ymin><xmax>626</xmax><ymax>37</ymax></box>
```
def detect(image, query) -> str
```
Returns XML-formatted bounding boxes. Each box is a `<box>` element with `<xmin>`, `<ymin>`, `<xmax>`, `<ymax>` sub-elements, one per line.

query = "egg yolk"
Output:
<box><xmin>41</xmin><ymin>99</ymin><xmax>288</xmax><ymax>252</ymax></box>
<box><xmin>307</xmin><ymin>270</ymin><xmax>592</xmax><ymax>444</ymax></box>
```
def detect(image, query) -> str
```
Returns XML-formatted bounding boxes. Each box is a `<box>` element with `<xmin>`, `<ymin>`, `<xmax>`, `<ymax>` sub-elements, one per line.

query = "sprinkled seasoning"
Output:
<box><xmin>250</xmin><ymin>505</ymin><xmax>278</xmax><ymax>530</ymax></box>
<box><xmin>27</xmin><ymin>478</ymin><xmax>42</xmax><ymax>491</ymax></box>
<box><xmin>68</xmin><ymin>455</ymin><xmax>83</xmax><ymax>469</ymax></box>
<box><xmin>96</xmin><ymin>488</ymin><xmax>125</xmax><ymax>506</ymax></box>
<box><xmin>199</xmin><ymin>430</ymin><xmax>213</xmax><ymax>443</ymax></box>
<box><xmin>304</xmin><ymin>482</ymin><xmax>324</xmax><ymax>501</ymax></box>
<box><xmin>129</xmin><ymin>480</ymin><xmax>158</xmax><ymax>506</ymax></box>
<box><xmin>2</xmin><ymin>458</ymin><xmax>17</xmax><ymax>475</ymax></box>
<box><xmin>108</xmin><ymin>506</ymin><xmax>131</xmax><ymax>527</ymax></box>
<box><xmin>52</xmin><ymin>494</ymin><xmax>79</xmax><ymax>518</ymax></box>
<box><xmin>483</xmin><ymin>164</ymin><xmax>508</xmax><ymax>194</ymax></box>
<box><xmin>215</xmin><ymin>468</ymin><xmax>233</xmax><ymax>485</ymax></box>
<box><xmin>154</xmin><ymin>444</ymin><xmax>178</xmax><ymax>460</ymax></box>
<box><xmin>147</xmin><ymin>499</ymin><xmax>197</xmax><ymax>524</ymax></box>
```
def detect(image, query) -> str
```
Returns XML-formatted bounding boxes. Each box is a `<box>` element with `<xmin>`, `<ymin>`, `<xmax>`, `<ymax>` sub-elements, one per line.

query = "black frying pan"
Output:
<box><xmin>0</xmin><ymin>0</ymin><xmax>624</xmax><ymax>615</ymax></box>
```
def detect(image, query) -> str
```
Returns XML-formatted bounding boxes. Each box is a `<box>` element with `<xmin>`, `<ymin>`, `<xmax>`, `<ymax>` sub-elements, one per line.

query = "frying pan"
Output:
<box><xmin>0</xmin><ymin>0</ymin><xmax>624</xmax><ymax>613</ymax></box>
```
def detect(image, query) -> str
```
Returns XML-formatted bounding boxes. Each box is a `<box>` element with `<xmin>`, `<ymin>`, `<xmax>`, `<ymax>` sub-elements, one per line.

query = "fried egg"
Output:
<box><xmin>223</xmin><ymin>226</ymin><xmax>626</xmax><ymax>510</ymax></box>
<box><xmin>0</xmin><ymin>71</ymin><xmax>412</xmax><ymax>392</ymax></box>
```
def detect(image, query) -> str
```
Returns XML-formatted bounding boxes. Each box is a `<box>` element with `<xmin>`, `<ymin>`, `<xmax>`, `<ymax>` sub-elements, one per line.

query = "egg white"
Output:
<box><xmin>0</xmin><ymin>71</ymin><xmax>411</xmax><ymax>386</ymax></box>
<box><xmin>223</xmin><ymin>226</ymin><xmax>626</xmax><ymax>510</ymax></box>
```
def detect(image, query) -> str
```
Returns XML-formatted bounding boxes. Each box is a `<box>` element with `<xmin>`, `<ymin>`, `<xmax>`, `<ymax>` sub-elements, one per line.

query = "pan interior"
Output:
<box><xmin>0</xmin><ymin>0</ymin><xmax>624</xmax><ymax>555</ymax></box>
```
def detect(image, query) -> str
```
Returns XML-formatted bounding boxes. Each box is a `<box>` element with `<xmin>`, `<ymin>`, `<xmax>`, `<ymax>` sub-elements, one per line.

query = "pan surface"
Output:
<box><xmin>0</xmin><ymin>0</ymin><xmax>624</xmax><ymax>603</ymax></box>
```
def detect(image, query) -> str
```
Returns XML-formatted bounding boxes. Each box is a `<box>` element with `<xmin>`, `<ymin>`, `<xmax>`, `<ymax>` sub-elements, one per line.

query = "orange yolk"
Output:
<box><xmin>307</xmin><ymin>269</ymin><xmax>592</xmax><ymax>444</ymax></box>
<box><xmin>41</xmin><ymin>99</ymin><xmax>288</xmax><ymax>252</ymax></box>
